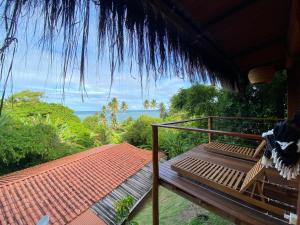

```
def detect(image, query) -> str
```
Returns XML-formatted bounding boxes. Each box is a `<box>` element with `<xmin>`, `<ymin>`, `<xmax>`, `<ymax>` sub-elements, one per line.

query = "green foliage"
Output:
<box><xmin>188</xmin><ymin>213</ymin><xmax>229</xmax><ymax>225</ymax></box>
<box><xmin>121</xmin><ymin>101</ymin><xmax>129</xmax><ymax>112</ymax></box>
<box><xmin>5</xmin><ymin>100</ymin><xmax>94</xmax><ymax>148</ymax></box>
<box><xmin>171</xmin><ymin>85</ymin><xmax>219</xmax><ymax>117</ymax></box>
<box><xmin>159</xmin><ymin>102</ymin><xmax>167</xmax><ymax>119</ymax></box>
<box><xmin>100</xmin><ymin>105</ymin><xmax>107</xmax><ymax>125</ymax></box>
<box><xmin>6</xmin><ymin>90</ymin><xmax>44</xmax><ymax>104</ymax></box>
<box><xmin>0</xmin><ymin>91</ymin><xmax>98</xmax><ymax>175</ymax></box>
<box><xmin>115</xmin><ymin>195</ymin><xmax>138</xmax><ymax>225</ymax></box>
<box><xmin>217</xmin><ymin>71</ymin><xmax>287</xmax><ymax>118</ymax></box>
<box><xmin>123</xmin><ymin>115</ymin><xmax>162</xmax><ymax>147</ymax></box>
<box><xmin>150</xmin><ymin>99</ymin><xmax>157</xmax><ymax>109</ymax></box>
<box><xmin>159</xmin><ymin>130</ymin><xmax>189</xmax><ymax>158</ymax></box>
<box><xmin>0</xmin><ymin>113</ymin><xmax>9</xmax><ymax>128</ymax></box>
<box><xmin>108</xmin><ymin>97</ymin><xmax>119</xmax><ymax>128</ymax></box>
<box><xmin>0</xmin><ymin>116</ymin><xmax>63</xmax><ymax>174</ymax></box>
<box><xmin>171</xmin><ymin>72</ymin><xmax>287</xmax><ymax>118</ymax></box>
<box><xmin>143</xmin><ymin>99</ymin><xmax>150</xmax><ymax>109</ymax></box>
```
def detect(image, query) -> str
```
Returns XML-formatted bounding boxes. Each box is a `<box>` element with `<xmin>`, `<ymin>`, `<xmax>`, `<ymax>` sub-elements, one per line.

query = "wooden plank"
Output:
<box><xmin>218</xmin><ymin>168</ymin><xmax>231</xmax><ymax>184</ymax></box>
<box><xmin>159</xmin><ymin>170</ymin><xmax>287</xmax><ymax>225</ymax></box>
<box><xmin>253</xmin><ymin>140</ymin><xmax>266</xmax><ymax>158</ymax></box>
<box><xmin>204</xmin><ymin>142</ymin><xmax>257</xmax><ymax>161</ymax></box>
<box><xmin>233</xmin><ymin>172</ymin><xmax>245</xmax><ymax>190</ymax></box>
<box><xmin>214</xmin><ymin>167</ymin><xmax>227</xmax><ymax>182</ymax></box>
<box><xmin>194</xmin><ymin>161</ymin><xmax>210</xmax><ymax>175</ymax></box>
<box><xmin>240</xmin><ymin>160</ymin><xmax>264</xmax><ymax>192</ymax></box>
<box><xmin>210</xmin><ymin>165</ymin><xmax>224</xmax><ymax>180</ymax></box>
<box><xmin>228</xmin><ymin>171</ymin><xmax>240</xmax><ymax>188</ymax></box>
<box><xmin>171</xmin><ymin>160</ymin><xmax>285</xmax><ymax>216</ymax></box>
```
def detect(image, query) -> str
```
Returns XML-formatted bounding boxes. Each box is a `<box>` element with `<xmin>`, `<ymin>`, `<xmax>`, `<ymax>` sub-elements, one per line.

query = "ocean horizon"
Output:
<box><xmin>75</xmin><ymin>109</ymin><xmax>160</xmax><ymax>121</ymax></box>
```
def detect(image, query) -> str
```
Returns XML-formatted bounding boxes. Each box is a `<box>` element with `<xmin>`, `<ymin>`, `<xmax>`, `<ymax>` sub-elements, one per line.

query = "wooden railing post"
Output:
<box><xmin>208</xmin><ymin>116</ymin><xmax>213</xmax><ymax>142</ymax></box>
<box><xmin>152</xmin><ymin>125</ymin><xmax>159</xmax><ymax>225</ymax></box>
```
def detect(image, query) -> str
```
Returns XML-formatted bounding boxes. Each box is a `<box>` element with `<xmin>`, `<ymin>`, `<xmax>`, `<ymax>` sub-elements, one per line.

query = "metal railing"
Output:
<box><xmin>151</xmin><ymin>116</ymin><xmax>283</xmax><ymax>225</ymax></box>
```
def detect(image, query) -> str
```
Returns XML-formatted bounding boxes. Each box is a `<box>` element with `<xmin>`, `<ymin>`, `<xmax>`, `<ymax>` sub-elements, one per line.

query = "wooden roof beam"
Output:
<box><xmin>200</xmin><ymin>0</ymin><xmax>259</xmax><ymax>30</ymax></box>
<box><xmin>286</xmin><ymin>0</ymin><xmax>300</xmax><ymax>68</ymax></box>
<box><xmin>150</xmin><ymin>0</ymin><xmax>241</xmax><ymax>74</ymax></box>
<box><xmin>231</xmin><ymin>37</ymin><xmax>285</xmax><ymax>59</ymax></box>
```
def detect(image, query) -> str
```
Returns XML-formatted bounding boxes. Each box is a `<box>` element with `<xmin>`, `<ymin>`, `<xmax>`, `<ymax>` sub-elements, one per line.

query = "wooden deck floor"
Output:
<box><xmin>159</xmin><ymin>145</ymin><xmax>298</xmax><ymax>225</ymax></box>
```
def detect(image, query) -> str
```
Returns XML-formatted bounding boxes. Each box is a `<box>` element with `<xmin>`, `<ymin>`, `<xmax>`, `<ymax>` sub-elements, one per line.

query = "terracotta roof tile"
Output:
<box><xmin>0</xmin><ymin>143</ymin><xmax>152</xmax><ymax>225</ymax></box>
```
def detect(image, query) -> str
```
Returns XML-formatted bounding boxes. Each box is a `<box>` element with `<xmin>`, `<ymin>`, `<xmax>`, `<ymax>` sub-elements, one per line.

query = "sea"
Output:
<box><xmin>75</xmin><ymin>110</ymin><xmax>160</xmax><ymax>121</ymax></box>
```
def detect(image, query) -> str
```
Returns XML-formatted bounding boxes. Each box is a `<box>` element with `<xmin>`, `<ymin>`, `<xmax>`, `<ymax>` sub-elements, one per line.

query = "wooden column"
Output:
<box><xmin>287</xmin><ymin>66</ymin><xmax>300</xmax><ymax>119</ymax></box>
<box><xmin>287</xmin><ymin>1</ymin><xmax>300</xmax><ymax>223</ymax></box>
<box><xmin>152</xmin><ymin>125</ymin><xmax>159</xmax><ymax>225</ymax></box>
<box><xmin>208</xmin><ymin>116</ymin><xmax>213</xmax><ymax>142</ymax></box>
<box><xmin>292</xmin><ymin>65</ymin><xmax>300</xmax><ymax>225</ymax></box>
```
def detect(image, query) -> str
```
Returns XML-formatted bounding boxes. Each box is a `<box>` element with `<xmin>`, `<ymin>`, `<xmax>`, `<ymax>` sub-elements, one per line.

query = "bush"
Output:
<box><xmin>115</xmin><ymin>195</ymin><xmax>138</xmax><ymax>225</ymax></box>
<box><xmin>123</xmin><ymin>115</ymin><xmax>162</xmax><ymax>147</ymax></box>
<box><xmin>0</xmin><ymin>117</ymin><xmax>61</xmax><ymax>174</ymax></box>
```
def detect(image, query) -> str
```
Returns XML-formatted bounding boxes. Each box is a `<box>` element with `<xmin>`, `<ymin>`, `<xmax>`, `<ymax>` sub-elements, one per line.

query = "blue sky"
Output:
<box><xmin>1</xmin><ymin>8</ymin><xmax>194</xmax><ymax>111</ymax></box>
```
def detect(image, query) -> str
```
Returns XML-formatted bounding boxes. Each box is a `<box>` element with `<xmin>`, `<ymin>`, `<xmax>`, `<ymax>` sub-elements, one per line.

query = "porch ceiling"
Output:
<box><xmin>157</xmin><ymin>0</ymin><xmax>291</xmax><ymax>74</ymax></box>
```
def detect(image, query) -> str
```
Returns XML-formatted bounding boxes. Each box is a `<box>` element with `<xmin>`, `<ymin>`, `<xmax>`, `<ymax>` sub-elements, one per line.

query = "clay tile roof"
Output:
<box><xmin>0</xmin><ymin>142</ymin><xmax>152</xmax><ymax>225</ymax></box>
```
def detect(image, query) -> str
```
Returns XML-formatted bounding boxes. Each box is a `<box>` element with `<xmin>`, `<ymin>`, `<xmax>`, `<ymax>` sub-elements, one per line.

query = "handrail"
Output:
<box><xmin>159</xmin><ymin>117</ymin><xmax>283</xmax><ymax>126</ymax></box>
<box><xmin>155</xmin><ymin>124</ymin><xmax>262</xmax><ymax>140</ymax></box>
<box><xmin>209</xmin><ymin>116</ymin><xmax>284</xmax><ymax>121</ymax></box>
<box><xmin>159</xmin><ymin>118</ymin><xmax>207</xmax><ymax>125</ymax></box>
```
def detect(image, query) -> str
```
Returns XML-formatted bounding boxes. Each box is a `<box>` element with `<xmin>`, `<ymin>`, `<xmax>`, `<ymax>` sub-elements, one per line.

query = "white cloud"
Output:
<box><xmin>1</xmin><ymin>10</ymin><xmax>193</xmax><ymax>111</ymax></box>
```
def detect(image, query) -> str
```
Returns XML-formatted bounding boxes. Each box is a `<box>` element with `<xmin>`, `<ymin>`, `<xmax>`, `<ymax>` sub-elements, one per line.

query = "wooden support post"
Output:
<box><xmin>287</xmin><ymin>1</ymin><xmax>300</xmax><ymax>224</ymax></box>
<box><xmin>152</xmin><ymin>125</ymin><xmax>159</xmax><ymax>225</ymax></box>
<box><xmin>287</xmin><ymin>65</ymin><xmax>300</xmax><ymax>119</ymax></box>
<box><xmin>208</xmin><ymin>116</ymin><xmax>212</xmax><ymax>143</ymax></box>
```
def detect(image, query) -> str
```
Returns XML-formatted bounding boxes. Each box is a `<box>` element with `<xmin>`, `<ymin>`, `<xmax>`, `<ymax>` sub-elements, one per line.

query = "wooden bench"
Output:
<box><xmin>171</xmin><ymin>156</ymin><xmax>286</xmax><ymax>217</ymax></box>
<box><xmin>203</xmin><ymin>140</ymin><xmax>266</xmax><ymax>161</ymax></box>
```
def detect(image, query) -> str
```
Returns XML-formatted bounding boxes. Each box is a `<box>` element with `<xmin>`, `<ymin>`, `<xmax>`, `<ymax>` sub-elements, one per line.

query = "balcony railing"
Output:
<box><xmin>151</xmin><ymin>116</ymin><xmax>284</xmax><ymax>225</ymax></box>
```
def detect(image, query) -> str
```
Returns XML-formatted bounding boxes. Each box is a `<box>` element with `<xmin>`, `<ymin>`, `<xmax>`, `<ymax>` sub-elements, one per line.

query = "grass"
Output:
<box><xmin>133</xmin><ymin>187</ymin><xmax>232</xmax><ymax>225</ymax></box>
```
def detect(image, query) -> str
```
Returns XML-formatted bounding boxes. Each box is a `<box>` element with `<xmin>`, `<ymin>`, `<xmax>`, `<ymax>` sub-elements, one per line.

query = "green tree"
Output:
<box><xmin>159</xmin><ymin>102</ymin><xmax>167</xmax><ymax>119</ymax></box>
<box><xmin>123</xmin><ymin>115</ymin><xmax>162</xmax><ymax>147</ymax></box>
<box><xmin>108</xmin><ymin>97</ymin><xmax>119</xmax><ymax>113</ymax></box>
<box><xmin>4</xmin><ymin>91</ymin><xmax>94</xmax><ymax>148</ymax></box>
<box><xmin>170</xmin><ymin>84</ymin><xmax>219</xmax><ymax>117</ymax></box>
<box><xmin>121</xmin><ymin>101</ymin><xmax>128</xmax><ymax>112</ymax></box>
<box><xmin>143</xmin><ymin>100</ymin><xmax>150</xmax><ymax>109</ymax></box>
<box><xmin>150</xmin><ymin>99</ymin><xmax>157</xmax><ymax>109</ymax></box>
<box><xmin>100</xmin><ymin>105</ymin><xmax>107</xmax><ymax>125</ymax></box>
<box><xmin>108</xmin><ymin>97</ymin><xmax>119</xmax><ymax>127</ymax></box>
<box><xmin>6</xmin><ymin>90</ymin><xmax>44</xmax><ymax>104</ymax></box>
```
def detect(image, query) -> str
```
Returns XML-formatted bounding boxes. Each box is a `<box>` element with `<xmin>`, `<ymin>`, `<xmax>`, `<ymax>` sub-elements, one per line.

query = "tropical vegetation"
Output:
<box><xmin>0</xmin><ymin>71</ymin><xmax>286</xmax><ymax>175</ymax></box>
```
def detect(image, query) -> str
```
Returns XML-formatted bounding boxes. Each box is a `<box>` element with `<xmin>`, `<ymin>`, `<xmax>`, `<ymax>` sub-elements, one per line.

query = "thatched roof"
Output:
<box><xmin>0</xmin><ymin>0</ymin><xmax>295</xmax><ymax>111</ymax></box>
<box><xmin>0</xmin><ymin>0</ymin><xmax>243</xmax><ymax>93</ymax></box>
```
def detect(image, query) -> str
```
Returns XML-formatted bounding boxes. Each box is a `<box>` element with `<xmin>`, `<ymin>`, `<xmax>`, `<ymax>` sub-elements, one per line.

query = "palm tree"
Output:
<box><xmin>110</xmin><ymin>112</ymin><xmax>118</xmax><ymax>128</ymax></box>
<box><xmin>120</xmin><ymin>101</ymin><xmax>128</xmax><ymax>112</ymax></box>
<box><xmin>108</xmin><ymin>97</ymin><xmax>119</xmax><ymax>127</ymax></box>
<box><xmin>150</xmin><ymin>99</ymin><xmax>157</xmax><ymax>109</ymax></box>
<box><xmin>100</xmin><ymin>105</ymin><xmax>107</xmax><ymax>125</ymax></box>
<box><xmin>159</xmin><ymin>102</ymin><xmax>167</xmax><ymax>119</ymax></box>
<box><xmin>108</xmin><ymin>97</ymin><xmax>119</xmax><ymax>114</ymax></box>
<box><xmin>143</xmin><ymin>100</ymin><xmax>150</xmax><ymax>109</ymax></box>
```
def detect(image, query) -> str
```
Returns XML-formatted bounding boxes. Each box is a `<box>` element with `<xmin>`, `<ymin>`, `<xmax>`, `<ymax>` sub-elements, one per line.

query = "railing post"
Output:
<box><xmin>208</xmin><ymin>116</ymin><xmax>213</xmax><ymax>143</ymax></box>
<box><xmin>152</xmin><ymin>125</ymin><xmax>159</xmax><ymax>225</ymax></box>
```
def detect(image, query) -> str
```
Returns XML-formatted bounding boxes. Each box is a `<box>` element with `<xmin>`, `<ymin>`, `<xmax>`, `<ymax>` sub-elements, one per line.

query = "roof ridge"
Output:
<box><xmin>0</xmin><ymin>143</ymin><xmax>125</xmax><ymax>187</ymax></box>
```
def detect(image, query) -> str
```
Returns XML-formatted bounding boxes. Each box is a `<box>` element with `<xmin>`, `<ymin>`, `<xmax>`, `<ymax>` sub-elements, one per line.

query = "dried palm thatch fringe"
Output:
<box><xmin>0</xmin><ymin>0</ymin><xmax>242</xmax><ymax>115</ymax></box>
